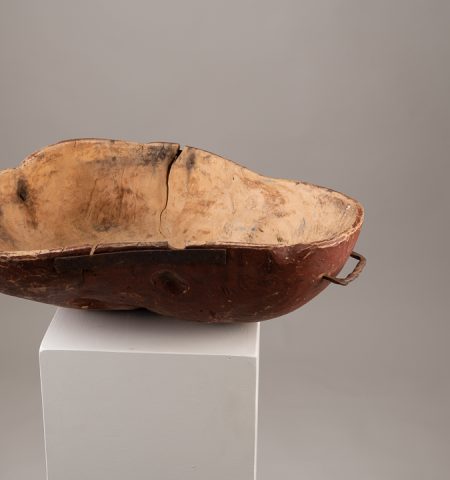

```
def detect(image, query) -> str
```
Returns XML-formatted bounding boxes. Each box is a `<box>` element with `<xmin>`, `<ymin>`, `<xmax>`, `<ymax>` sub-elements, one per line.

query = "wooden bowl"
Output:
<box><xmin>0</xmin><ymin>139</ymin><xmax>365</xmax><ymax>322</ymax></box>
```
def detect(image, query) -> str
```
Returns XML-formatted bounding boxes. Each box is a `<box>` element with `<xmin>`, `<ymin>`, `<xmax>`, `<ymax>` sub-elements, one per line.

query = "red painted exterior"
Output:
<box><xmin>0</xmin><ymin>226</ymin><xmax>361</xmax><ymax>323</ymax></box>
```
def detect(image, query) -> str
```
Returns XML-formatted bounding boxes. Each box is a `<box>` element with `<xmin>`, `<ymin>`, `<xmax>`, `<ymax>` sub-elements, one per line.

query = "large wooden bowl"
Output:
<box><xmin>0</xmin><ymin>139</ymin><xmax>365</xmax><ymax>322</ymax></box>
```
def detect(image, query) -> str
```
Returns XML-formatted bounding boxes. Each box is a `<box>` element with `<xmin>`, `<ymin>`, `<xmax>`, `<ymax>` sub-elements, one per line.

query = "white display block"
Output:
<box><xmin>40</xmin><ymin>308</ymin><xmax>260</xmax><ymax>480</ymax></box>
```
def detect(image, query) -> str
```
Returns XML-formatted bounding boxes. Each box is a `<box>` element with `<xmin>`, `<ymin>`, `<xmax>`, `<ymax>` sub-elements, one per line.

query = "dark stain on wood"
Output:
<box><xmin>185</xmin><ymin>151</ymin><xmax>196</xmax><ymax>172</ymax></box>
<box><xmin>17</xmin><ymin>177</ymin><xmax>29</xmax><ymax>202</ymax></box>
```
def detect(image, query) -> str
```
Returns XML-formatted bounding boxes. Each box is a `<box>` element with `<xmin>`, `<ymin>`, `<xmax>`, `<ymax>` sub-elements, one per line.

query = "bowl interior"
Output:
<box><xmin>0</xmin><ymin>139</ymin><xmax>363</xmax><ymax>253</ymax></box>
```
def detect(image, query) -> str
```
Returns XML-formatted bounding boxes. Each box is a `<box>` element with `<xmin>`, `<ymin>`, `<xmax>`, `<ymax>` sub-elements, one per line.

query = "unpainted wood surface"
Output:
<box><xmin>0</xmin><ymin>139</ymin><xmax>362</xmax><ymax>253</ymax></box>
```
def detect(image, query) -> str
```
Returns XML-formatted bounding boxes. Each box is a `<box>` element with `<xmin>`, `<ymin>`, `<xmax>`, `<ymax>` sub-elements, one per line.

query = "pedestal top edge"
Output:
<box><xmin>39</xmin><ymin>308</ymin><xmax>260</xmax><ymax>358</ymax></box>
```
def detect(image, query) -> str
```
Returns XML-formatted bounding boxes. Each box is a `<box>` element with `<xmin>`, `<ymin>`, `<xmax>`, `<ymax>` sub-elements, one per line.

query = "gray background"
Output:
<box><xmin>0</xmin><ymin>1</ymin><xmax>449</xmax><ymax>479</ymax></box>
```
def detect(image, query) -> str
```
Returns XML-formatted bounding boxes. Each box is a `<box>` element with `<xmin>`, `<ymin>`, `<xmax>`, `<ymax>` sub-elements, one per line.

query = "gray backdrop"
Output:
<box><xmin>1</xmin><ymin>1</ymin><xmax>449</xmax><ymax>479</ymax></box>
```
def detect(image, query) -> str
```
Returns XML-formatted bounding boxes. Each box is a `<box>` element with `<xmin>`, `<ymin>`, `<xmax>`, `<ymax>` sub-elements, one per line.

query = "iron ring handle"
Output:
<box><xmin>322</xmin><ymin>251</ymin><xmax>366</xmax><ymax>286</ymax></box>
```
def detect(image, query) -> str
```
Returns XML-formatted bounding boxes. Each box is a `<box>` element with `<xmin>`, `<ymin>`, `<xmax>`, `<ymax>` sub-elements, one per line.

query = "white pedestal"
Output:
<box><xmin>40</xmin><ymin>308</ymin><xmax>260</xmax><ymax>480</ymax></box>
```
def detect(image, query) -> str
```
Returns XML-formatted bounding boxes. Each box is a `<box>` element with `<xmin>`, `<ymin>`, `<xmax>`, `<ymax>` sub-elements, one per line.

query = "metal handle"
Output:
<box><xmin>322</xmin><ymin>251</ymin><xmax>366</xmax><ymax>286</ymax></box>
